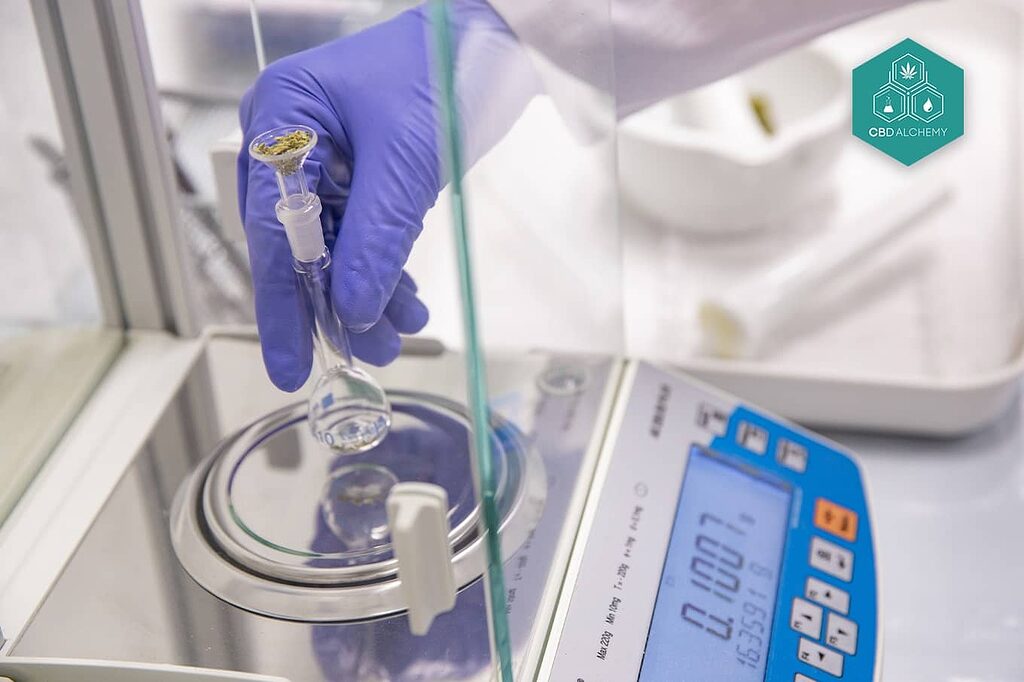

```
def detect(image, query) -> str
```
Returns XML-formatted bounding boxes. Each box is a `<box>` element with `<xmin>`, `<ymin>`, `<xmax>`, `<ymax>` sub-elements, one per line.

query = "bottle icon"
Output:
<box><xmin>882</xmin><ymin>96</ymin><xmax>894</xmax><ymax>114</ymax></box>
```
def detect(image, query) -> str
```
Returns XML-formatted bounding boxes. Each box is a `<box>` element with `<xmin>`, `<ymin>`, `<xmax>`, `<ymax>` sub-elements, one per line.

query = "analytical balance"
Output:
<box><xmin>2</xmin><ymin>337</ymin><xmax>879</xmax><ymax>682</ymax></box>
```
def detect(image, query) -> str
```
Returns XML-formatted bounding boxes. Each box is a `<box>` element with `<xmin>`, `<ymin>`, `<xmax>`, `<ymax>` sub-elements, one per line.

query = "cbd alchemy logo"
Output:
<box><xmin>853</xmin><ymin>38</ymin><xmax>964</xmax><ymax>165</ymax></box>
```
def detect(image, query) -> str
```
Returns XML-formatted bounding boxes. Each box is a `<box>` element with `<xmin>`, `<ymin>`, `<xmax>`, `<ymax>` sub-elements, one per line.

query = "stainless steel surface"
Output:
<box><xmin>204</xmin><ymin>396</ymin><xmax>480</xmax><ymax>575</ymax></box>
<box><xmin>13</xmin><ymin>338</ymin><xmax>615</xmax><ymax>680</ymax></box>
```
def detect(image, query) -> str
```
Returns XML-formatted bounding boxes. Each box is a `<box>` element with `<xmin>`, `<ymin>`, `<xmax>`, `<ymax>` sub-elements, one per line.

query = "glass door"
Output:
<box><xmin>0</xmin><ymin>2</ymin><xmax>123</xmax><ymax>522</ymax></box>
<box><xmin>426</xmin><ymin>1</ymin><xmax>621</xmax><ymax>678</ymax></box>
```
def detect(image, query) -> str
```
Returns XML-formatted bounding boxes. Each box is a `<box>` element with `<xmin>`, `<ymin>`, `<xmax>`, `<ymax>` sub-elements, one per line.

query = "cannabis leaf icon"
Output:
<box><xmin>900</xmin><ymin>62</ymin><xmax>918</xmax><ymax>80</ymax></box>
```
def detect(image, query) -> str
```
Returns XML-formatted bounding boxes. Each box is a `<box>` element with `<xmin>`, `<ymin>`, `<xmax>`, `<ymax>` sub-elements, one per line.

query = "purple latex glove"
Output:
<box><xmin>238</xmin><ymin>6</ymin><xmax>439</xmax><ymax>391</ymax></box>
<box><xmin>239</xmin><ymin>1</ymin><xmax>530</xmax><ymax>391</ymax></box>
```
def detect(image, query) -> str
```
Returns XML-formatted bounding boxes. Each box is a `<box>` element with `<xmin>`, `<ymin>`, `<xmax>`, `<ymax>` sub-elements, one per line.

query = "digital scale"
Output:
<box><xmin>542</xmin><ymin>361</ymin><xmax>879</xmax><ymax>682</ymax></box>
<box><xmin>1</xmin><ymin>340</ymin><xmax>879</xmax><ymax>682</ymax></box>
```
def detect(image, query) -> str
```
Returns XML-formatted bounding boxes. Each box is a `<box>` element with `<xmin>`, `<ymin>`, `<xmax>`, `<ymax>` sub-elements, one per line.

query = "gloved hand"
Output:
<box><xmin>239</xmin><ymin>1</ymin><xmax>531</xmax><ymax>392</ymax></box>
<box><xmin>238</xmin><ymin>6</ymin><xmax>439</xmax><ymax>391</ymax></box>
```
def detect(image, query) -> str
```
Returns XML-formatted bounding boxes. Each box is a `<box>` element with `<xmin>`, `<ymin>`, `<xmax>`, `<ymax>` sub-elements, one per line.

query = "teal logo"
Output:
<box><xmin>853</xmin><ymin>39</ymin><xmax>964</xmax><ymax>165</ymax></box>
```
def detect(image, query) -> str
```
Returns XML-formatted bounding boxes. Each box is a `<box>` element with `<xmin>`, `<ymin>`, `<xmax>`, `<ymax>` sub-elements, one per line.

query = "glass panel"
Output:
<box><xmin>0</xmin><ymin>2</ymin><xmax>121</xmax><ymax>521</ymax></box>
<box><xmin>427</xmin><ymin>0</ymin><xmax>620</xmax><ymax>678</ymax></box>
<box><xmin>128</xmin><ymin>0</ymin><xmax>620</xmax><ymax>678</ymax></box>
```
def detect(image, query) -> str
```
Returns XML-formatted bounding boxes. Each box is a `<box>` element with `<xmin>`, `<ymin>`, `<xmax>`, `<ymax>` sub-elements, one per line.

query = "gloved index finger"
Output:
<box><xmin>331</xmin><ymin>120</ymin><xmax>440</xmax><ymax>332</ymax></box>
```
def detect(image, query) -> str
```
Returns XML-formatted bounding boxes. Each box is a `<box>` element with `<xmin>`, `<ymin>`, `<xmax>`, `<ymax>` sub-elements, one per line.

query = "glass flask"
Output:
<box><xmin>249</xmin><ymin>125</ymin><xmax>391</xmax><ymax>454</ymax></box>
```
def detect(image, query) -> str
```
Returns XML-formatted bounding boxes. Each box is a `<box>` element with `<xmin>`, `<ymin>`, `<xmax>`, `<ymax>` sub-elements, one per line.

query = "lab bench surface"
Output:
<box><xmin>828</xmin><ymin>390</ymin><xmax>1024</xmax><ymax>681</ymax></box>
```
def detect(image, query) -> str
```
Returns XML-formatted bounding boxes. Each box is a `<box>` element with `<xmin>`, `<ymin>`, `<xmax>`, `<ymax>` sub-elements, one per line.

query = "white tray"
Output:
<box><xmin>622</xmin><ymin>0</ymin><xmax>1024</xmax><ymax>435</ymax></box>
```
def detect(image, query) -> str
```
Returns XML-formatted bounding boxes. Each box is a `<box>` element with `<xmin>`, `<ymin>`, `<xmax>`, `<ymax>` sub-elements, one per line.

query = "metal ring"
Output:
<box><xmin>170</xmin><ymin>393</ymin><xmax>546</xmax><ymax>622</ymax></box>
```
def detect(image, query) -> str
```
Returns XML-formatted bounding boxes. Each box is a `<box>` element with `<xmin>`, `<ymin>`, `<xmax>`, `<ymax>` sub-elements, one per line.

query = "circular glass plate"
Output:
<box><xmin>201</xmin><ymin>392</ymin><xmax>518</xmax><ymax>586</ymax></box>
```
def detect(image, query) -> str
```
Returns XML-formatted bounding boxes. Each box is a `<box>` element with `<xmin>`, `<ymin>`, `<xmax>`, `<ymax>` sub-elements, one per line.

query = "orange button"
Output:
<box><xmin>814</xmin><ymin>498</ymin><xmax>858</xmax><ymax>542</ymax></box>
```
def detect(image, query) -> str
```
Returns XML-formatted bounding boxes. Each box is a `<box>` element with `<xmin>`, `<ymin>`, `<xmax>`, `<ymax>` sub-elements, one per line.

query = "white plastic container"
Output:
<box><xmin>618</xmin><ymin>48</ymin><xmax>848</xmax><ymax>233</ymax></box>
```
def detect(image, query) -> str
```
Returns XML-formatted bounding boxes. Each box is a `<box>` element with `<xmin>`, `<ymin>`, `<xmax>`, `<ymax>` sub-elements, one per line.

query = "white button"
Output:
<box><xmin>795</xmin><ymin>675</ymin><xmax>818</xmax><ymax>682</ymax></box>
<box><xmin>809</xmin><ymin>536</ymin><xmax>854</xmax><ymax>582</ymax></box>
<box><xmin>798</xmin><ymin>637</ymin><xmax>844</xmax><ymax>677</ymax></box>
<box><xmin>805</xmin><ymin>577</ymin><xmax>850</xmax><ymax>615</ymax></box>
<box><xmin>777</xmin><ymin>439</ymin><xmax>808</xmax><ymax>472</ymax></box>
<box><xmin>790</xmin><ymin>597</ymin><xmax>823</xmax><ymax>639</ymax></box>
<box><xmin>826</xmin><ymin>613</ymin><xmax>858</xmax><ymax>655</ymax></box>
<box><xmin>737</xmin><ymin>421</ymin><xmax>768</xmax><ymax>455</ymax></box>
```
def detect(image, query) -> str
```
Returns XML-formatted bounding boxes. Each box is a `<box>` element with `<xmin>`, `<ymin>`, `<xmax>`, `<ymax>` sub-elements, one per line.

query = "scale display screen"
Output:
<box><xmin>638</xmin><ymin>446</ymin><xmax>792</xmax><ymax>681</ymax></box>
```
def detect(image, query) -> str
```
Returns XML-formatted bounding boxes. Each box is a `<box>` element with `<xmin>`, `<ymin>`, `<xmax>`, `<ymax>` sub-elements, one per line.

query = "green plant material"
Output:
<box><xmin>254</xmin><ymin>129</ymin><xmax>312</xmax><ymax>174</ymax></box>
<box><xmin>749</xmin><ymin>94</ymin><xmax>776</xmax><ymax>136</ymax></box>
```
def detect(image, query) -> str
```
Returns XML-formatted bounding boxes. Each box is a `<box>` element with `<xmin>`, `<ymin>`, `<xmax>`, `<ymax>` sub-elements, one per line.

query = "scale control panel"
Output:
<box><xmin>545</xmin><ymin>361</ymin><xmax>878</xmax><ymax>681</ymax></box>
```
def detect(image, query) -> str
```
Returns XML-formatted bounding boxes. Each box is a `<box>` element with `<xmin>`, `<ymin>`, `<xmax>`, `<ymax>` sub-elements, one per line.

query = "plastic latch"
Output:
<box><xmin>386</xmin><ymin>482</ymin><xmax>457</xmax><ymax>636</ymax></box>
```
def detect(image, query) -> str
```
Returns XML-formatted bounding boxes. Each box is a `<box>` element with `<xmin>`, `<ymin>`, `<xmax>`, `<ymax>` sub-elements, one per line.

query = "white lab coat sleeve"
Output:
<box><xmin>489</xmin><ymin>0</ymin><xmax>917</xmax><ymax>117</ymax></box>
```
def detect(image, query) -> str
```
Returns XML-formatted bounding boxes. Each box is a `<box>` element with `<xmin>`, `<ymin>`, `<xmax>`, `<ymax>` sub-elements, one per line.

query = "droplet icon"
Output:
<box><xmin>923</xmin><ymin>98</ymin><xmax>934</xmax><ymax>113</ymax></box>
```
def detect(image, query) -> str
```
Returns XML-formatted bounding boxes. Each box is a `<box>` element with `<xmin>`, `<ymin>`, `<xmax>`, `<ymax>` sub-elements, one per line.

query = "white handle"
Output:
<box><xmin>699</xmin><ymin>179</ymin><xmax>951</xmax><ymax>358</ymax></box>
<box><xmin>763</xmin><ymin>180</ymin><xmax>950</xmax><ymax>302</ymax></box>
<box><xmin>386</xmin><ymin>482</ymin><xmax>457</xmax><ymax>636</ymax></box>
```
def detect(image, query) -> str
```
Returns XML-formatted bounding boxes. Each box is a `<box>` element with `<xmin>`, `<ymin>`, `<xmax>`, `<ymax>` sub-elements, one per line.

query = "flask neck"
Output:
<box><xmin>294</xmin><ymin>249</ymin><xmax>354</xmax><ymax>372</ymax></box>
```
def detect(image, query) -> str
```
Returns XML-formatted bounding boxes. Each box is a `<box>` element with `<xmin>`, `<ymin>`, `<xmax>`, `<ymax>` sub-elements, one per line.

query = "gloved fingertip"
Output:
<box><xmin>349</xmin><ymin>327</ymin><xmax>401</xmax><ymax>367</ymax></box>
<box><xmin>264</xmin><ymin>352</ymin><xmax>312</xmax><ymax>393</ymax></box>
<box><xmin>399</xmin><ymin>270</ymin><xmax>419</xmax><ymax>293</ymax></box>
<box><xmin>333</xmin><ymin>285</ymin><xmax>384</xmax><ymax>334</ymax></box>
<box><xmin>326</xmin><ymin>263</ymin><xmax>367</xmax><ymax>331</ymax></box>
<box><xmin>407</xmin><ymin>297</ymin><xmax>429</xmax><ymax>331</ymax></box>
<box><xmin>274</xmin><ymin>375</ymin><xmax>307</xmax><ymax>393</ymax></box>
<box><xmin>388</xmin><ymin>295</ymin><xmax>429</xmax><ymax>335</ymax></box>
<box><xmin>364</xmin><ymin>338</ymin><xmax>401</xmax><ymax>367</ymax></box>
<box><xmin>269</xmin><ymin>372</ymin><xmax>308</xmax><ymax>393</ymax></box>
<box><xmin>348</xmin><ymin>319</ymin><xmax>377</xmax><ymax>334</ymax></box>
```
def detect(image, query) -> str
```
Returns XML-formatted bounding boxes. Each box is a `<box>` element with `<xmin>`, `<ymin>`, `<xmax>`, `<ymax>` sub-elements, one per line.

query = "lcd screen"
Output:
<box><xmin>638</xmin><ymin>446</ymin><xmax>792</xmax><ymax>681</ymax></box>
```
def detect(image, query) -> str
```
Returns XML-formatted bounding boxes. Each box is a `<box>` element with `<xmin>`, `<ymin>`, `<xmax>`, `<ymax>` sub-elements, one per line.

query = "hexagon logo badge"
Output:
<box><xmin>853</xmin><ymin>38</ymin><xmax>964</xmax><ymax>165</ymax></box>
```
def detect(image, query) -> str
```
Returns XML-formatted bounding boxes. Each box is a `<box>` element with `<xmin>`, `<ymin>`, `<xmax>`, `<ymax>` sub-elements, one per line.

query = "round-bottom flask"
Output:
<box><xmin>308</xmin><ymin>365</ymin><xmax>392</xmax><ymax>453</ymax></box>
